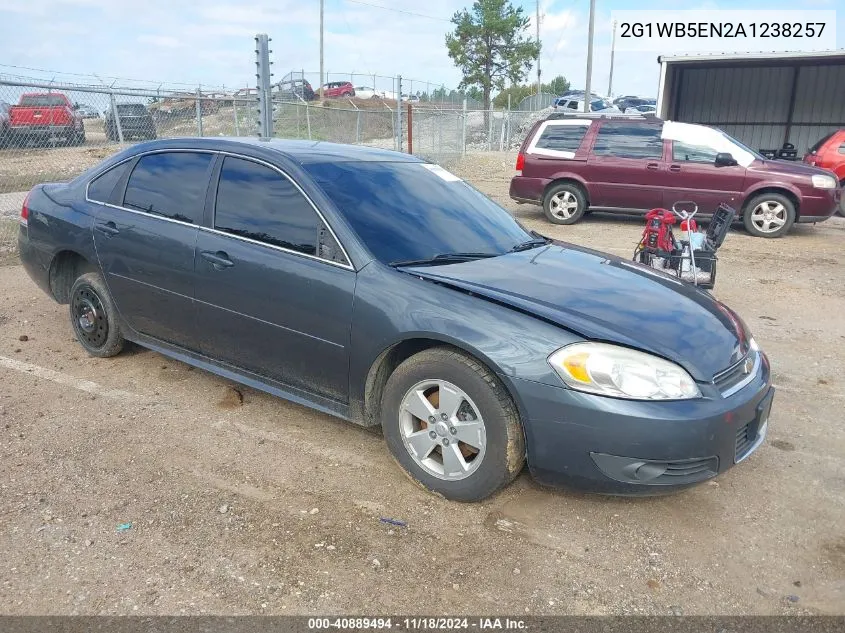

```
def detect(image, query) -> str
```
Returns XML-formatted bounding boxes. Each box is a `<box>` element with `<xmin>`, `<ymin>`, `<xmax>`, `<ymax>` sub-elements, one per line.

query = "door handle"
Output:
<box><xmin>201</xmin><ymin>250</ymin><xmax>234</xmax><ymax>270</ymax></box>
<box><xmin>94</xmin><ymin>221</ymin><xmax>119</xmax><ymax>236</ymax></box>
<box><xmin>646</xmin><ymin>162</ymin><xmax>660</xmax><ymax>171</ymax></box>
<box><xmin>669</xmin><ymin>164</ymin><xmax>681</xmax><ymax>172</ymax></box>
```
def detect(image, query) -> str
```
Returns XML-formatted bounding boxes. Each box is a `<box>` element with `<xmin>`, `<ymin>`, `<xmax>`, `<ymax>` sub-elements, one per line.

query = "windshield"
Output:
<box><xmin>717</xmin><ymin>129</ymin><xmax>766</xmax><ymax>162</ymax></box>
<box><xmin>590</xmin><ymin>99</ymin><xmax>612</xmax><ymax>110</ymax></box>
<box><xmin>304</xmin><ymin>161</ymin><xmax>533</xmax><ymax>265</ymax></box>
<box><xmin>116</xmin><ymin>104</ymin><xmax>147</xmax><ymax>114</ymax></box>
<box><xmin>20</xmin><ymin>95</ymin><xmax>66</xmax><ymax>107</ymax></box>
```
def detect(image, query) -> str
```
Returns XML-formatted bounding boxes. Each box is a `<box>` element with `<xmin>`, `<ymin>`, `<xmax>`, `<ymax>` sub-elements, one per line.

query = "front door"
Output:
<box><xmin>92</xmin><ymin>150</ymin><xmax>214</xmax><ymax>348</ymax></box>
<box><xmin>194</xmin><ymin>155</ymin><xmax>355</xmax><ymax>403</ymax></box>
<box><xmin>587</xmin><ymin>121</ymin><xmax>666</xmax><ymax>211</ymax></box>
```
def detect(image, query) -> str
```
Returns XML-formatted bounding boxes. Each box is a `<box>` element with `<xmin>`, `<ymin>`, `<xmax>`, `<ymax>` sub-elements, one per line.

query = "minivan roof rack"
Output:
<box><xmin>545</xmin><ymin>112</ymin><xmax>662</xmax><ymax>121</ymax></box>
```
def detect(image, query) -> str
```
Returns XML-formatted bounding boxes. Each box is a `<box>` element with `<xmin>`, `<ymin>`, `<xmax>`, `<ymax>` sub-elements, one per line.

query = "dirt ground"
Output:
<box><xmin>0</xmin><ymin>152</ymin><xmax>843</xmax><ymax>616</ymax></box>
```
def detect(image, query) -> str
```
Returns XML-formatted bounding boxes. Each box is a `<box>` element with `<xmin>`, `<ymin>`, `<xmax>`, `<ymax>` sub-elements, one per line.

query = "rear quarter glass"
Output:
<box><xmin>526</xmin><ymin>119</ymin><xmax>592</xmax><ymax>159</ymax></box>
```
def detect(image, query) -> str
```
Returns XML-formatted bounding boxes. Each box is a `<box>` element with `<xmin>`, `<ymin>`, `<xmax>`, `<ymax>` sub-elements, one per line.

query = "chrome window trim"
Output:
<box><xmin>84</xmin><ymin>147</ymin><xmax>354</xmax><ymax>271</ymax></box>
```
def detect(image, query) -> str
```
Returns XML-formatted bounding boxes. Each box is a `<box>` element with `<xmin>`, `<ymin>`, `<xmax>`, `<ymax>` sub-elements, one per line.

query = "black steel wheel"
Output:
<box><xmin>69</xmin><ymin>272</ymin><xmax>125</xmax><ymax>357</ymax></box>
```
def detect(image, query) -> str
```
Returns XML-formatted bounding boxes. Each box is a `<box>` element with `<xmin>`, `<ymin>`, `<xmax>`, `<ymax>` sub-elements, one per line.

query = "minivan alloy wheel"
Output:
<box><xmin>549</xmin><ymin>191</ymin><xmax>579</xmax><ymax>220</ymax></box>
<box><xmin>750</xmin><ymin>200</ymin><xmax>787</xmax><ymax>234</ymax></box>
<box><xmin>399</xmin><ymin>379</ymin><xmax>487</xmax><ymax>481</ymax></box>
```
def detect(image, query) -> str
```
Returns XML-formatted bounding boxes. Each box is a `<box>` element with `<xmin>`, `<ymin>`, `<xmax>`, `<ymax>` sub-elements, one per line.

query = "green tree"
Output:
<box><xmin>493</xmin><ymin>84</ymin><xmax>534</xmax><ymax>108</ymax></box>
<box><xmin>445</xmin><ymin>0</ymin><xmax>540</xmax><ymax>112</ymax></box>
<box><xmin>466</xmin><ymin>86</ymin><xmax>483</xmax><ymax>102</ymax></box>
<box><xmin>543</xmin><ymin>75</ymin><xmax>570</xmax><ymax>96</ymax></box>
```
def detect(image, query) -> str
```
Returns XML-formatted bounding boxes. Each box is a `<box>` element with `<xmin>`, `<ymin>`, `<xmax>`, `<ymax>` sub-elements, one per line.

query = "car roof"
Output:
<box><xmin>119</xmin><ymin>137</ymin><xmax>425</xmax><ymax>165</ymax></box>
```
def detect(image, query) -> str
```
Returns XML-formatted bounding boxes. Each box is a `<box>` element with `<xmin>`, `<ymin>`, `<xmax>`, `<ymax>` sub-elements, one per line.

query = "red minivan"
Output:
<box><xmin>510</xmin><ymin>113</ymin><xmax>840</xmax><ymax>237</ymax></box>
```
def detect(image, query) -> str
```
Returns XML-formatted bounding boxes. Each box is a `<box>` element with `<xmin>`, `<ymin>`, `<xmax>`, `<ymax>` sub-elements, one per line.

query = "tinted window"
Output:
<box><xmin>593</xmin><ymin>124</ymin><xmax>663</xmax><ymax>159</ymax></box>
<box><xmin>304</xmin><ymin>161</ymin><xmax>532</xmax><ymax>265</ymax></box>
<box><xmin>88</xmin><ymin>162</ymin><xmax>131</xmax><ymax>203</ymax></box>
<box><xmin>117</xmin><ymin>104</ymin><xmax>148</xmax><ymax>115</ymax></box>
<box><xmin>123</xmin><ymin>152</ymin><xmax>213</xmax><ymax>224</ymax></box>
<box><xmin>215</xmin><ymin>157</ymin><xmax>333</xmax><ymax>260</ymax></box>
<box><xmin>808</xmin><ymin>133</ymin><xmax>834</xmax><ymax>154</ymax></box>
<box><xmin>19</xmin><ymin>95</ymin><xmax>66</xmax><ymax>107</ymax></box>
<box><xmin>535</xmin><ymin>124</ymin><xmax>589</xmax><ymax>153</ymax></box>
<box><xmin>672</xmin><ymin>139</ymin><xmax>720</xmax><ymax>163</ymax></box>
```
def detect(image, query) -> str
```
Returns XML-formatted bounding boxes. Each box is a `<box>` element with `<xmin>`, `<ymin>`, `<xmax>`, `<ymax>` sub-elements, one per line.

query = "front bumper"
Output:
<box><xmin>797</xmin><ymin>188</ymin><xmax>840</xmax><ymax>222</ymax></box>
<box><xmin>508</xmin><ymin>353</ymin><xmax>773</xmax><ymax>495</ymax></box>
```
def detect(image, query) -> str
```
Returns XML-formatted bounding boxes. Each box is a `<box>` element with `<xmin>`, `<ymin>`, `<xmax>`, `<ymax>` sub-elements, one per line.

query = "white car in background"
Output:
<box><xmin>555</xmin><ymin>96</ymin><xmax>620</xmax><ymax>113</ymax></box>
<box><xmin>625</xmin><ymin>104</ymin><xmax>657</xmax><ymax>115</ymax></box>
<box><xmin>354</xmin><ymin>86</ymin><xmax>382</xmax><ymax>99</ymax></box>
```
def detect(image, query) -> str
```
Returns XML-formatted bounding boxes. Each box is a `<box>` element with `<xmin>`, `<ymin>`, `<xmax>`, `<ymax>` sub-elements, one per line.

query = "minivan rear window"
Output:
<box><xmin>535</xmin><ymin>124</ymin><xmax>589</xmax><ymax>154</ymax></box>
<box><xmin>592</xmin><ymin>124</ymin><xmax>663</xmax><ymax>159</ymax></box>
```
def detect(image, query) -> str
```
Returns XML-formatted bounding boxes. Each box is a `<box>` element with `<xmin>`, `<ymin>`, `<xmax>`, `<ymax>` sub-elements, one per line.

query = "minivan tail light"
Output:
<box><xmin>515</xmin><ymin>152</ymin><xmax>525</xmax><ymax>175</ymax></box>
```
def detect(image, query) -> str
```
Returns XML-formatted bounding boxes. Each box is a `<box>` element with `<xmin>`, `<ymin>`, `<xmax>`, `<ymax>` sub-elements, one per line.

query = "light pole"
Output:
<box><xmin>583</xmin><ymin>0</ymin><xmax>596</xmax><ymax>112</ymax></box>
<box><xmin>319</xmin><ymin>0</ymin><xmax>324</xmax><ymax>98</ymax></box>
<box><xmin>536</xmin><ymin>0</ymin><xmax>541</xmax><ymax>96</ymax></box>
<box><xmin>608</xmin><ymin>20</ymin><xmax>617</xmax><ymax>97</ymax></box>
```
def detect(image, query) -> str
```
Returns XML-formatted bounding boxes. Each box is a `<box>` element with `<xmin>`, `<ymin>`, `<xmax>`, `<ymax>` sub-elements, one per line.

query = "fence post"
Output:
<box><xmin>195</xmin><ymin>86</ymin><xmax>203</xmax><ymax>136</ymax></box>
<box><xmin>488</xmin><ymin>106</ymin><xmax>494</xmax><ymax>151</ymax></box>
<box><xmin>233</xmin><ymin>98</ymin><xmax>240</xmax><ymax>135</ymax></box>
<box><xmin>407</xmin><ymin>102</ymin><xmax>413</xmax><ymax>154</ymax></box>
<box><xmin>499</xmin><ymin>108</ymin><xmax>505</xmax><ymax>151</ymax></box>
<box><xmin>396</xmin><ymin>75</ymin><xmax>403</xmax><ymax>152</ymax></box>
<box><xmin>506</xmin><ymin>94</ymin><xmax>511</xmax><ymax>149</ymax></box>
<box><xmin>461</xmin><ymin>98</ymin><xmax>467</xmax><ymax>156</ymax></box>
<box><xmin>305</xmin><ymin>102</ymin><xmax>312</xmax><ymax>140</ymax></box>
<box><xmin>348</xmin><ymin>98</ymin><xmax>361</xmax><ymax>144</ymax></box>
<box><xmin>109</xmin><ymin>91</ymin><xmax>124</xmax><ymax>144</ymax></box>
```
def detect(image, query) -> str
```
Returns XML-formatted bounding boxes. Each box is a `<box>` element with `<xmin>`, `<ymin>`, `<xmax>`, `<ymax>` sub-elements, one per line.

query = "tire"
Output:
<box><xmin>743</xmin><ymin>192</ymin><xmax>795</xmax><ymax>238</ymax></box>
<box><xmin>542</xmin><ymin>182</ymin><xmax>587</xmax><ymax>225</ymax></box>
<box><xmin>69</xmin><ymin>272</ymin><xmax>125</xmax><ymax>358</ymax></box>
<box><xmin>380</xmin><ymin>347</ymin><xmax>525</xmax><ymax>502</ymax></box>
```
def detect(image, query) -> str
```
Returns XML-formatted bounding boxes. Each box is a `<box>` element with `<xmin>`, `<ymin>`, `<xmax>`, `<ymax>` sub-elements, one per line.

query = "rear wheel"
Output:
<box><xmin>543</xmin><ymin>182</ymin><xmax>587</xmax><ymax>225</ymax></box>
<box><xmin>743</xmin><ymin>192</ymin><xmax>795</xmax><ymax>238</ymax></box>
<box><xmin>381</xmin><ymin>347</ymin><xmax>525</xmax><ymax>502</ymax></box>
<box><xmin>69</xmin><ymin>273</ymin><xmax>125</xmax><ymax>358</ymax></box>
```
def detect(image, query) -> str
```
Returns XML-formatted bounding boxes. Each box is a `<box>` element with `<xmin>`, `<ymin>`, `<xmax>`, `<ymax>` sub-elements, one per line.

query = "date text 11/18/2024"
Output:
<box><xmin>307</xmin><ymin>617</ymin><xmax>527</xmax><ymax>630</ymax></box>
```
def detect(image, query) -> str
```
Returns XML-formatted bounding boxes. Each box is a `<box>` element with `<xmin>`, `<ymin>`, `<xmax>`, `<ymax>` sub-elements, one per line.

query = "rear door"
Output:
<box><xmin>586</xmin><ymin>122</ymin><xmax>666</xmax><ymax>210</ymax></box>
<box><xmin>91</xmin><ymin>150</ymin><xmax>214</xmax><ymax>348</ymax></box>
<box><xmin>661</xmin><ymin>122</ymin><xmax>748</xmax><ymax>213</ymax></box>
<box><xmin>194</xmin><ymin>155</ymin><xmax>355</xmax><ymax>403</ymax></box>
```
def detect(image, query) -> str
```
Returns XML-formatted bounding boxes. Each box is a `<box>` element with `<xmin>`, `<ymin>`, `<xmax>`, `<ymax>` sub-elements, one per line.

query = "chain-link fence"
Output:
<box><xmin>0</xmin><ymin>74</ymin><xmax>553</xmax><ymax>255</ymax></box>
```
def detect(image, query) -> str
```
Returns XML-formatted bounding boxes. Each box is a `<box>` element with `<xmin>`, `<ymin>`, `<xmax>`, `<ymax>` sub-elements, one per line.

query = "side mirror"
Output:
<box><xmin>715</xmin><ymin>152</ymin><xmax>738</xmax><ymax>167</ymax></box>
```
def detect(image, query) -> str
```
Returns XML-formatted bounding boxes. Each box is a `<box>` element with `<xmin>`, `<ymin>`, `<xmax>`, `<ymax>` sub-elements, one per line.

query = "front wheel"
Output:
<box><xmin>69</xmin><ymin>272</ymin><xmax>125</xmax><ymax>358</ymax></box>
<box><xmin>543</xmin><ymin>182</ymin><xmax>587</xmax><ymax>225</ymax></box>
<box><xmin>381</xmin><ymin>347</ymin><xmax>525</xmax><ymax>502</ymax></box>
<box><xmin>743</xmin><ymin>193</ymin><xmax>795</xmax><ymax>237</ymax></box>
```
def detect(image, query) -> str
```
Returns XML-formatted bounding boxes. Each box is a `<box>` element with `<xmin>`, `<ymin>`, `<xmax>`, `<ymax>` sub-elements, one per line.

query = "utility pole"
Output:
<box><xmin>607</xmin><ymin>20</ymin><xmax>617</xmax><ymax>97</ymax></box>
<box><xmin>319</xmin><ymin>0</ymin><xmax>324</xmax><ymax>98</ymax></box>
<box><xmin>536</xmin><ymin>0</ymin><xmax>541</xmax><ymax>96</ymax></box>
<box><xmin>583</xmin><ymin>0</ymin><xmax>596</xmax><ymax>112</ymax></box>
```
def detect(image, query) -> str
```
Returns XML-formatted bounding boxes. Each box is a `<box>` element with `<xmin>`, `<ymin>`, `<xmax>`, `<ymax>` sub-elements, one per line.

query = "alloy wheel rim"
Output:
<box><xmin>399</xmin><ymin>379</ymin><xmax>487</xmax><ymax>481</ymax></box>
<box><xmin>550</xmin><ymin>191</ymin><xmax>578</xmax><ymax>219</ymax></box>
<box><xmin>750</xmin><ymin>201</ymin><xmax>787</xmax><ymax>233</ymax></box>
<box><xmin>72</xmin><ymin>286</ymin><xmax>109</xmax><ymax>348</ymax></box>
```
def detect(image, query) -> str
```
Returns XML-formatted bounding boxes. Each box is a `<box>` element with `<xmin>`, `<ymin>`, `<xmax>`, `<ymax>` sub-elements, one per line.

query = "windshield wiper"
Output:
<box><xmin>510</xmin><ymin>231</ymin><xmax>552</xmax><ymax>252</ymax></box>
<box><xmin>388</xmin><ymin>252</ymin><xmax>497</xmax><ymax>268</ymax></box>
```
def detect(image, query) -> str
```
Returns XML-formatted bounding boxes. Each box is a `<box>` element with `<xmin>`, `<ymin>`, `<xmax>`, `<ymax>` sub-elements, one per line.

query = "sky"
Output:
<box><xmin>0</xmin><ymin>0</ymin><xmax>842</xmax><ymax>99</ymax></box>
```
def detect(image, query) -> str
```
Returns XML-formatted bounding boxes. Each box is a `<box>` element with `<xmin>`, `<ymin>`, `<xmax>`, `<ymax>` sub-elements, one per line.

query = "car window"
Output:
<box><xmin>304</xmin><ymin>161</ymin><xmax>533</xmax><ymax>265</ymax></box>
<box><xmin>88</xmin><ymin>161</ymin><xmax>132</xmax><ymax>204</ymax></box>
<box><xmin>593</xmin><ymin>124</ymin><xmax>663</xmax><ymax>159</ymax></box>
<box><xmin>214</xmin><ymin>157</ymin><xmax>346</xmax><ymax>264</ymax></box>
<box><xmin>533</xmin><ymin>123</ymin><xmax>590</xmax><ymax>155</ymax></box>
<box><xmin>839</xmin><ymin>143</ymin><xmax>845</xmax><ymax>155</ymax></box>
<box><xmin>19</xmin><ymin>95</ymin><xmax>67</xmax><ymax>107</ymax></box>
<box><xmin>672</xmin><ymin>139</ymin><xmax>720</xmax><ymax>163</ymax></box>
<box><xmin>808</xmin><ymin>133</ymin><xmax>834</xmax><ymax>154</ymax></box>
<box><xmin>566</xmin><ymin>101</ymin><xmax>578</xmax><ymax>110</ymax></box>
<box><xmin>123</xmin><ymin>152</ymin><xmax>213</xmax><ymax>224</ymax></box>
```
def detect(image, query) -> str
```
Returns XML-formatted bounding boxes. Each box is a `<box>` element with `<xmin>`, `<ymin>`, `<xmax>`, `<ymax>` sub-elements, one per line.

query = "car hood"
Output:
<box><xmin>405</xmin><ymin>243</ymin><xmax>750</xmax><ymax>381</ymax></box>
<box><xmin>750</xmin><ymin>158</ymin><xmax>833</xmax><ymax>179</ymax></box>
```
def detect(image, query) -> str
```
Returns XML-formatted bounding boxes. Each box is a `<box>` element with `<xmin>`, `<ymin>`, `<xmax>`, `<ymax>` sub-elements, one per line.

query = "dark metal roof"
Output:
<box><xmin>658</xmin><ymin>50</ymin><xmax>845</xmax><ymax>66</ymax></box>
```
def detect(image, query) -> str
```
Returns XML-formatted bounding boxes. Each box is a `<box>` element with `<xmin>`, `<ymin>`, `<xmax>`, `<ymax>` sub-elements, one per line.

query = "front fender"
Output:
<box><xmin>348</xmin><ymin>263</ymin><xmax>580</xmax><ymax>424</ymax></box>
<box><xmin>742</xmin><ymin>181</ymin><xmax>802</xmax><ymax>206</ymax></box>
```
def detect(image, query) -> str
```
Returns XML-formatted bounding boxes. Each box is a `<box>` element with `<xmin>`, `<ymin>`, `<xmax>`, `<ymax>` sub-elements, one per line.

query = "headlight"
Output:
<box><xmin>548</xmin><ymin>342</ymin><xmax>701</xmax><ymax>400</ymax></box>
<box><xmin>811</xmin><ymin>174</ymin><xmax>837</xmax><ymax>189</ymax></box>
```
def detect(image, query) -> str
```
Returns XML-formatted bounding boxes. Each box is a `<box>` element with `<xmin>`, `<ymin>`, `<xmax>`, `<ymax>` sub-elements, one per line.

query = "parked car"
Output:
<box><xmin>275</xmin><ymin>79</ymin><xmax>316</xmax><ymax>102</ymax></box>
<box><xmin>804</xmin><ymin>131</ymin><xmax>845</xmax><ymax>215</ymax></box>
<box><xmin>510</xmin><ymin>113</ymin><xmax>840</xmax><ymax>237</ymax></box>
<box><xmin>18</xmin><ymin>138</ymin><xmax>773</xmax><ymax>501</ymax></box>
<box><xmin>321</xmin><ymin>81</ymin><xmax>355</xmax><ymax>98</ymax></box>
<box><xmin>625</xmin><ymin>104</ymin><xmax>657</xmax><ymax>115</ymax></box>
<box><xmin>554</xmin><ymin>96</ymin><xmax>620</xmax><ymax>113</ymax></box>
<box><xmin>7</xmin><ymin>92</ymin><xmax>85</xmax><ymax>147</ymax></box>
<box><xmin>353</xmin><ymin>86</ymin><xmax>382</xmax><ymax>99</ymax></box>
<box><xmin>0</xmin><ymin>101</ymin><xmax>10</xmax><ymax>147</ymax></box>
<box><xmin>74</xmin><ymin>103</ymin><xmax>101</xmax><ymax>119</ymax></box>
<box><xmin>614</xmin><ymin>96</ymin><xmax>655</xmax><ymax>112</ymax></box>
<box><xmin>105</xmin><ymin>103</ymin><xmax>157</xmax><ymax>141</ymax></box>
<box><xmin>403</xmin><ymin>94</ymin><xmax>420</xmax><ymax>104</ymax></box>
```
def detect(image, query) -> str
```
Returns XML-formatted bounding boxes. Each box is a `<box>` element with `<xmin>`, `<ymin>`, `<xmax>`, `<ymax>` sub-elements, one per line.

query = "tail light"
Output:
<box><xmin>515</xmin><ymin>152</ymin><xmax>525</xmax><ymax>175</ymax></box>
<box><xmin>20</xmin><ymin>191</ymin><xmax>31</xmax><ymax>227</ymax></box>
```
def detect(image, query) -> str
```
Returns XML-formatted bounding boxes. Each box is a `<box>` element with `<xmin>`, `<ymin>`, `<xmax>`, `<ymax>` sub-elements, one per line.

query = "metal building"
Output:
<box><xmin>655</xmin><ymin>51</ymin><xmax>845</xmax><ymax>155</ymax></box>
